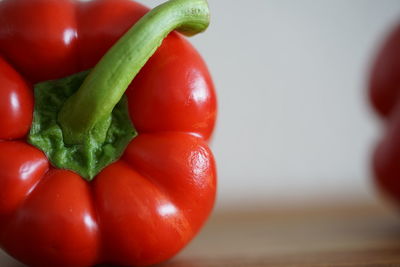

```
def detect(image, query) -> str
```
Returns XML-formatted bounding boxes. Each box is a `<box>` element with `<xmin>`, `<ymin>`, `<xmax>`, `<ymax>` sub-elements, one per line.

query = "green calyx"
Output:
<box><xmin>27</xmin><ymin>0</ymin><xmax>210</xmax><ymax>180</ymax></box>
<box><xmin>28</xmin><ymin>71</ymin><xmax>136</xmax><ymax>179</ymax></box>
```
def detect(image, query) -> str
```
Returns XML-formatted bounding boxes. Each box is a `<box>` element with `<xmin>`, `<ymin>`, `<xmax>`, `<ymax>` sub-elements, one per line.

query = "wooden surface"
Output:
<box><xmin>2</xmin><ymin>201</ymin><xmax>400</xmax><ymax>266</ymax></box>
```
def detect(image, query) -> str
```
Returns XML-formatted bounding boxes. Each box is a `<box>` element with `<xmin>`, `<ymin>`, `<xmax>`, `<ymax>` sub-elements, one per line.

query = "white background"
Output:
<box><xmin>142</xmin><ymin>0</ymin><xmax>400</xmax><ymax>210</ymax></box>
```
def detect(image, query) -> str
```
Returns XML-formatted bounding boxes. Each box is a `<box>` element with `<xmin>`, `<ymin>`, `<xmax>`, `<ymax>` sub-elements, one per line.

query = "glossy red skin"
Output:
<box><xmin>0</xmin><ymin>0</ymin><xmax>217</xmax><ymax>266</ymax></box>
<box><xmin>369</xmin><ymin>21</ymin><xmax>400</xmax><ymax>204</ymax></box>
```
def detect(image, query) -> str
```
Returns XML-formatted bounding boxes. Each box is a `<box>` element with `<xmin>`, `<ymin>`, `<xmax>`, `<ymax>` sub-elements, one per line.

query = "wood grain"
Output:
<box><xmin>2</xmin><ymin>200</ymin><xmax>400</xmax><ymax>266</ymax></box>
<box><xmin>159</xmin><ymin>201</ymin><xmax>400</xmax><ymax>267</ymax></box>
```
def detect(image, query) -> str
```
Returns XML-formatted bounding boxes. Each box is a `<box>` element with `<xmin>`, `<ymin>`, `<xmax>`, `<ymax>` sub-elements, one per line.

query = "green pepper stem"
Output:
<box><xmin>58</xmin><ymin>0</ymin><xmax>210</xmax><ymax>144</ymax></box>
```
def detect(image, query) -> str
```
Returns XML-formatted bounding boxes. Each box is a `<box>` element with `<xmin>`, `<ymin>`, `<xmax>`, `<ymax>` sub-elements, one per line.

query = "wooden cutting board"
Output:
<box><xmin>1</xmin><ymin>200</ymin><xmax>400</xmax><ymax>267</ymax></box>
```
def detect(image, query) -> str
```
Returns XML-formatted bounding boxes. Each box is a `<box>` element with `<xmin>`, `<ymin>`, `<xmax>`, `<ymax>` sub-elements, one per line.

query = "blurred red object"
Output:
<box><xmin>369</xmin><ymin>21</ymin><xmax>400</xmax><ymax>203</ymax></box>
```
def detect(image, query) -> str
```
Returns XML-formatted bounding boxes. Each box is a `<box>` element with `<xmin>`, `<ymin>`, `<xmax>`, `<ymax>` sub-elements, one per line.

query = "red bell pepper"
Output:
<box><xmin>369</xmin><ymin>22</ymin><xmax>400</xmax><ymax>204</ymax></box>
<box><xmin>0</xmin><ymin>0</ymin><xmax>217</xmax><ymax>266</ymax></box>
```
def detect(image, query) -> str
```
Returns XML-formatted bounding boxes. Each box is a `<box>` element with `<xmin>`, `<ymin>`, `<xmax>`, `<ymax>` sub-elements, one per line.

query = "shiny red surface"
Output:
<box><xmin>369</xmin><ymin>21</ymin><xmax>400</xmax><ymax>205</ymax></box>
<box><xmin>0</xmin><ymin>58</ymin><xmax>33</xmax><ymax>140</ymax></box>
<box><xmin>0</xmin><ymin>0</ymin><xmax>217</xmax><ymax>266</ymax></box>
